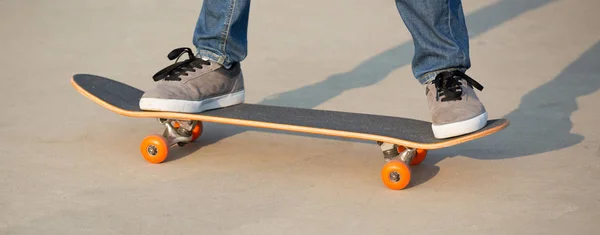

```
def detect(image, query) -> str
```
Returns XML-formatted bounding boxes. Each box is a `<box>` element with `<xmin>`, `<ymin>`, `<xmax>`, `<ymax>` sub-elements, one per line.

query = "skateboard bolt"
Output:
<box><xmin>389</xmin><ymin>172</ymin><xmax>401</xmax><ymax>182</ymax></box>
<box><xmin>147</xmin><ymin>145</ymin><xmax>158</xmax><ymax>156</ymax></box>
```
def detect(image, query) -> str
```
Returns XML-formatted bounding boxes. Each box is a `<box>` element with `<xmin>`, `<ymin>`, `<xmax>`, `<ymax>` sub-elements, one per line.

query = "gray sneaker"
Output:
<box><xmin>139</xmin><ymin>47</ymin><xmax>245</xmax><ymax>113</ymax></box>
<box><xmin>425</xmin><ymin>70</ymin><xmax>487</xmax><ymax>139</ymax></box>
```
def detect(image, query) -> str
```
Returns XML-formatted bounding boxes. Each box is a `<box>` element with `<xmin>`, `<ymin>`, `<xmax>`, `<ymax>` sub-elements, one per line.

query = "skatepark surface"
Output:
<box><xmin>1</xmin><ymin>0</ymin><xmax>599</xmax><ymax>234</ymax></box>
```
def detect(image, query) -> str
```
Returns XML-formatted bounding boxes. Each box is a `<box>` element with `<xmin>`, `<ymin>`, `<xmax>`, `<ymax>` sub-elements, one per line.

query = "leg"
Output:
<box><xmin>193</xmin><ymin>0</ymin><xmax>252</xmax><ymax>67</ymax></box>
<box><xmin>396</xmin><ymin>0</ymin><xmax>487</xmax><ymax>139</ymax></box>
<box><xmin>395</xmin><ymin>0</ymin><xmax>470</xmax><ymax>84</ymax></box>
<box><xmin>139</xmin><ymin>0</ymin><xmax>250</xmax><ymax>113</ymax></box>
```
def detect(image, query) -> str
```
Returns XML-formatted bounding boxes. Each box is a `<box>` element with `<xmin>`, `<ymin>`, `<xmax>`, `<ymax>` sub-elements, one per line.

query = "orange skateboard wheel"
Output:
<box><xmin>172</xmin><ymin>121</ymin><xmax>203</xmax><ymax>142</ymax></box>
<box><xmin>397</xmin><ymin>145</ymin><xmax>406</xmax><ymax>153</ymax></box>
<box><xmin>140</xmin><ymin>135</ymin><xmax>169</xmax><ymax>164</ymax></box>
<box><xmin>191</xmin><ymin>122</ymin><xmax>203</xmax><ymax>142</ymax></box>
<box><xmin>381</xmin><ymin>160</ymin><xmax>411</xmax><ymax>190</ymax></box>
<box><xmin>172</xmin><ymin>121</ymin><xmax>181</xmax><ymax>128</ymax></box>
<box><xmin>396</xmin><ymin>146</ymin><xmax>427</xmax><ymax>165</ymax></box>
<box><xmin>411</xmin><ymin>149</ymin><xmax>427</xmax><ymax>165</ymax></box>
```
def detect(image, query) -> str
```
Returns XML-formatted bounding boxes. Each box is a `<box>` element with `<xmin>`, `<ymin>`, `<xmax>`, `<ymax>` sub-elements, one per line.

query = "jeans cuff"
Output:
<box><xmin>197</xmin><ymin>50</ymin><xmax>229</xmax><ymax>66</ymax></box>
<box><xmin>417</xmin><ymin>67</ymin><xmax>468</xmax><ymax>85</ymax></box>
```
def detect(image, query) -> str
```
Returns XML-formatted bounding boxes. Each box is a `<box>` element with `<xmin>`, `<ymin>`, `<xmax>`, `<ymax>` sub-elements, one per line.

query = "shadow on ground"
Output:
<box><xmin>174</xmin><ymin>0</ymin><xmax>592</xmax><ymax>188</ymax></box>
<box><xmin>435</xmin><ymin>40</ymin><xmax>600</xmax><ymax>162</ymax></box>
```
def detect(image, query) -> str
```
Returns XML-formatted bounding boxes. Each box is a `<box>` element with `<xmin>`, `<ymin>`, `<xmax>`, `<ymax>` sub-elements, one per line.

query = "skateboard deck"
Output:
<box><xmin>71</xmin><ymin>73</ymin><xmax>509</xmax><ymax>190</ymax></box>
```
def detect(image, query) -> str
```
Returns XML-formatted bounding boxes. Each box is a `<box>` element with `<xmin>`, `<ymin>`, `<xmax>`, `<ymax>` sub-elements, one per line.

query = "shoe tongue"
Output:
<box><xmin>432</xmin><ymin>73</ymin><xmax>463</xmax><ymax>101</ymax></box>
<box><xmin>443</xmin><ymin>77</ymin><xmax>460</xmax><ymax>89</ymax></box>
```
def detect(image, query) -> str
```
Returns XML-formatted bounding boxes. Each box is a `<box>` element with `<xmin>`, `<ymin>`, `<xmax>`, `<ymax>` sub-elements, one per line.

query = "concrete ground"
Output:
<box><xmin>1</xmin><ymin>0</ymin><xmax>599</xmax><ymax>234</ymax></box>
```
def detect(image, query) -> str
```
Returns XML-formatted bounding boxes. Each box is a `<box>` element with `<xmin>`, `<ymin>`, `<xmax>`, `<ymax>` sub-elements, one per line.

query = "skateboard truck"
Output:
<box><xmin>397</xmin><ymin>148</ymin><xmax>417</xmax><ymax>164</ymax></box>
<box><xmin>377</xmin><ymin>141</ymin><xmax>399</xmax><ymax>160</ymax></box>
<box><xmin>377</xmin><ymin>141</ymin><xmax>416</xmax><ymax>163</ymax></box>
<box><xmin>158</xmin><ymin>118</ymin><xmax>196</xmax><ymax>146</ymax></box>
<box><xmin>137</xmin><ymin>119</ymin><xmax>204</xmax><ymax>164</ymax></box>
<box><xmin>377</xmin><ymin>141</ymin><xmax>426</xmax><ymax>190</ymax></box>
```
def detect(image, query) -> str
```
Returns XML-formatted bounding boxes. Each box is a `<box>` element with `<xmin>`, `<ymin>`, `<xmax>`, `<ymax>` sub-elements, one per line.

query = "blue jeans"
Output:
<box><xmin>192</xmin><ymin>0</ymin><xmax>470</xmax><ymax>84</ymax></box>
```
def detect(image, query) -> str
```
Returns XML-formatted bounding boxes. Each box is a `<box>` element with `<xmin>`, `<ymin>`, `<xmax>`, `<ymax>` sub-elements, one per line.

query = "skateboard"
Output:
<box><xmin>71</xmin><ymin>74</ymin><xmax>509</xmax><ymax>190</ymax></box>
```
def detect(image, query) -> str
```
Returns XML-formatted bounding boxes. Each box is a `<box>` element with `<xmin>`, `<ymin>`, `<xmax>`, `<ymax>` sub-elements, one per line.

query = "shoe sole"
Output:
<box><xmin>431</xmin><ymin>112</ymin><xmax>488</xmax><ymax>139</ymax></box>
<box><xmin>139</xmin><ymin>90</ymin><xmax>245</xmax><ymax>113</ymax></box>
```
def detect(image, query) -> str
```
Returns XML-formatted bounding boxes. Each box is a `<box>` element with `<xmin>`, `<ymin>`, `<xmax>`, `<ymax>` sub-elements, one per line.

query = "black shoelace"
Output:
<box><xmin>433</xmin><ymin>70</ymin><xmax>484</xmax><ymax>101</ymax></box>
<box><xmin>152</xmin><ymin>47</ymin><xmax>211</xmax><ymax>81</ymax></box>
